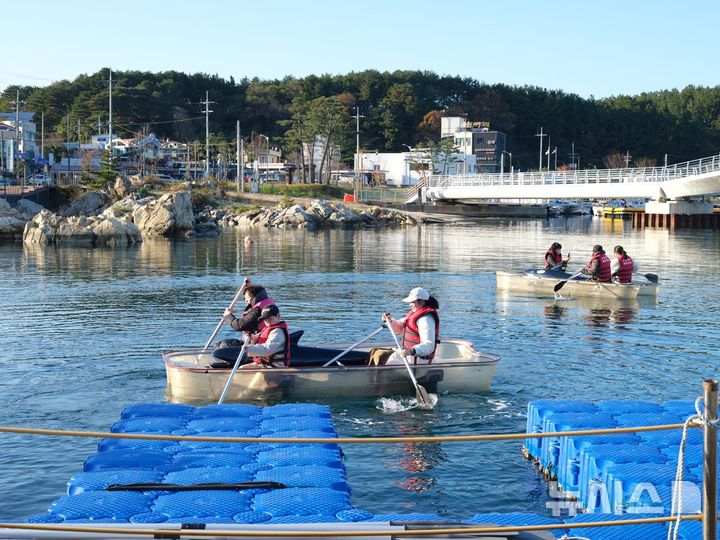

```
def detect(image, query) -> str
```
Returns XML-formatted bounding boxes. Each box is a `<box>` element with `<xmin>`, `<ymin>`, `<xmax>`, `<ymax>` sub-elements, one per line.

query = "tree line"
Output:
<box><xmin>1</xmin><ymin>68</ymin><xmax>718</xmax><ymax>174</ymax></box>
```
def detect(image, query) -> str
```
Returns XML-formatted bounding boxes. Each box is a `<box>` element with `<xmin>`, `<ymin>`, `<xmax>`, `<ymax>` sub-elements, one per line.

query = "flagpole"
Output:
<box><xmin>554</xmin><ymin>147</ymin><xmax>557</xmax><ymax>170</ymax></box>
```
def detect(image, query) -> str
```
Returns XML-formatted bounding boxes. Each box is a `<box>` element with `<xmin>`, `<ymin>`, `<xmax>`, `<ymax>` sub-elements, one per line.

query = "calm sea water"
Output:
<box><xmin>1</xmin><ymin>216</ymin><xmax>719</xmax><ymax>521</ymax></box>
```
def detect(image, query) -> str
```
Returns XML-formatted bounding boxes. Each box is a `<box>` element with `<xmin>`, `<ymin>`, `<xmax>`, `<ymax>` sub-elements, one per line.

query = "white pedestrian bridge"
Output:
<box><xmin>424</xmin><ymin>153</ymin><xmax>720</xmax><ymax>203</ymax></box>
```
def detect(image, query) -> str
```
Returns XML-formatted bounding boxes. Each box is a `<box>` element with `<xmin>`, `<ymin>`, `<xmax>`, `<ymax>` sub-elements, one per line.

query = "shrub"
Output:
<box><xmin>278</xmin><ymin>195</ymin><xmax>294</xmax><ymax>209</ymax></box>
<box><xmin>258</xmin><ymin>183</ymin><xmax>348</xmax><ymax>199</ymax></box>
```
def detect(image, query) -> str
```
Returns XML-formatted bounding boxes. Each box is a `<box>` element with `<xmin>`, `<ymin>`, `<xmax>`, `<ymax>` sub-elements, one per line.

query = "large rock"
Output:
<box><xmin>23</xmin><ymin>210</ymin><xmax>141</xmax><ymax>246</ymax></box>
<box><xmin>113</xmin><ymin>176</ymin><xmax>133</xmax><ymax>199</ymax></box>
<box><xmin>62</xmin><ymin>191</ymin><xmax>111</xmax><ymax>217</ymax></box>
<box><xmin>15</xmin><ymin>199</ymin><xmax>46</xmax><ymax>219</ymax></box>
<box><xmin>91</xmin><ymin>217</ymin><xmax>142</xmax><ymax>246</ymax></box>
<box><xmin>132</xmin><ymin>191</ymin><xmax>194</xmax><ymax>237</ymax></box>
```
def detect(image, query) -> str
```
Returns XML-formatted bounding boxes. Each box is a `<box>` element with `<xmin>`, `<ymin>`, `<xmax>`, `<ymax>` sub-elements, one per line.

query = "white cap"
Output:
<box><xmin>402</xmin><ymin>287</ymin><xmax>430</xmax><ymax>303</ymax></box>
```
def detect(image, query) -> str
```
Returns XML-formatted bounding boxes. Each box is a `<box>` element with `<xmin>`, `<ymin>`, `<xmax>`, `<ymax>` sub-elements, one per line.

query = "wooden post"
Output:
<box><xmin>703</xmin><ymin>379</ymin><xmax>718</xmax><ymax>540</ymax></box>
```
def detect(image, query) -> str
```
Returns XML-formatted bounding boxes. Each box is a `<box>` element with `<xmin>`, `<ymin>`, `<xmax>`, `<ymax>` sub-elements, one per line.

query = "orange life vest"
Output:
<box><xmin>255</xmin><ymin>321</ymin><xmax>290</xmax><ymax>366</ymax></box>
<box><xmin>401</xmin><ymin>306</ymin><xmax>440</xmax><ymax>361</ymax></box>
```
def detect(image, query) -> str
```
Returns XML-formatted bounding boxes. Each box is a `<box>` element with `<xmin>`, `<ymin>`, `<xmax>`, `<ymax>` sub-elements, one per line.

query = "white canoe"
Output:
<box><xmin>496</xmin><ymin>269</ymin><xmax>659</xmax><ymax>300</ymax></box>
<box><xmin>163</xmin><ymin>339</ymin><xmax>500</xmax><ymax>404</ymax></box>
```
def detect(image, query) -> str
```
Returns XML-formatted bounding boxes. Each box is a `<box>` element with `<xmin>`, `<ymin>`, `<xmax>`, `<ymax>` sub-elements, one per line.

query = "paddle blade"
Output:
<box><xmin>644</xmin><ymin>273</ymin><xmax>659</xmax><ymax>283</ymax></box>
<box><xmin>415</xmin><ymin>386</ymin><xmax>437</xmax><ymax>410</ymax></box>
<box><xmin>553</xmin><ymin>280</ymin><xmax>568</xmax><ymax>293</ymax></box>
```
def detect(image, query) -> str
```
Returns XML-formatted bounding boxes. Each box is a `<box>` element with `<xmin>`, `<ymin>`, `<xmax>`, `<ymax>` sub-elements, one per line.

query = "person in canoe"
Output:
<box><xmin>222</xmin><ymin>278</ymin><xmax>278</xmax><ymax>335</ymax></box>
<box><xmin>241</xmin><ymin>304</ymin><xmax>291</xmax><ymax>369</ymax></box>
<box><xmin>581</xmin><ymin>245</ymin><xmax>612</xmax><ymax>282</ymax></box>
<box><xmin>544</xmin><ymin>242</ymin><xmax>571</xmax><ymax>270</ymax></box>
<box><xmin>611</xmin><ymin>245</ymin><xmax>636</xmax><ymax>283</ymax></box>
<box><xmin>380</xmin><ymin>287</ymin><xmax>440</xmax><ymax>366</ymax></box>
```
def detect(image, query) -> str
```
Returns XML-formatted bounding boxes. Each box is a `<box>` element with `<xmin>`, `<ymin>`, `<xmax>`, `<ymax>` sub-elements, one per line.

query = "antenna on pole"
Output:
<box><xmin>200</xmin><ymin>91</ymin><xmax>215</xmax><ymax>178</ymax></box>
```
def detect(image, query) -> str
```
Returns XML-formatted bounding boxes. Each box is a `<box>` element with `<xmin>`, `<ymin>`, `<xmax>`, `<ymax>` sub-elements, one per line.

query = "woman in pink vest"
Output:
<box><xmin>223</xmin><ymin>278</ymin><xmax>278</xmax><ymax>335</ymax></box>
<box><xmin>382</xmin><ymin>287</ymin><xmax>440</xmax><ymax>365</ymax></box>
<box><xmin>611</xmin><ymin>245</ymin><xmax>636</xmax><ymax>283</ymax></box>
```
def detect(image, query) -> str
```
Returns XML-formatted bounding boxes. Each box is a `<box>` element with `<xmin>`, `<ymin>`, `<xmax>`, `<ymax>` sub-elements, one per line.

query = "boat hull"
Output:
<box><xmin>163</xmin><ymin>339</ymin><xmax>499</xmax><ymax>404</ymax></box>
<box><xmin>495</xmin><ymin>270</ymin><xmax>653</xmax><ymax>300</ymax></box>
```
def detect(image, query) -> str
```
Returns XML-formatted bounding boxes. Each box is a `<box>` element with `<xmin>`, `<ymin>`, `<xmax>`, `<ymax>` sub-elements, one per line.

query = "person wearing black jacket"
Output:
<box><xmin>222</xmin><ymin>280</ymin><xmax>278</xmax><ymax>335</ymax></box>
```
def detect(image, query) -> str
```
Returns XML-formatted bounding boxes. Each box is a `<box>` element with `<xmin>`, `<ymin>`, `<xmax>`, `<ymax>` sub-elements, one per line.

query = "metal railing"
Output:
<box><xmin>356</xmin><ymin>187</ymin><xmax>411</xmax><ymax>205</ymax></box>
<box><xmin>428</xmin><ymin>153</ymin><xmax>720</xmax><ymax>190</ymax></box>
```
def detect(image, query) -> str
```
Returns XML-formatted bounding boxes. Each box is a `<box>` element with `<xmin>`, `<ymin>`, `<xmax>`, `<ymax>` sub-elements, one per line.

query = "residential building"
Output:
<box><xmin>0</xmin><ymin>112</ymin><xmax>40</xmax><ymax>173</ymax></box>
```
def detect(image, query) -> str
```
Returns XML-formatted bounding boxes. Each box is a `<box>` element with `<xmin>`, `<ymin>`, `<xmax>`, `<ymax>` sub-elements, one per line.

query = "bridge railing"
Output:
<box><xmin>428</xmin><ymin>153</ymin><xmax>720</xmax><ymax>189</ymax></box>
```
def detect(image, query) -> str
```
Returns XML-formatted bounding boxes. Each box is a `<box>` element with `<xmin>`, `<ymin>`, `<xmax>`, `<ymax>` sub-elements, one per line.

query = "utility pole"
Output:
<box><xmin>108</xmin><ymin>68</ymin><xmax>113</xmax><ymax>155</ymax></box>
<box><xmin>624</xmin><ymin>150</ymin><xmax>632</xmax><ymax>167</ymax></box>
<box><xmin>547</xmin><ymin>135</ymin><xmax>551</xmax><ymax>171</ymax></box>
<box><xmin>77</xmin><ymin>119</ymin><xmax>81</xmax><ymax>147</ymax></box>
<box><xmin>236</xmin><ymin>120</ymin><xmax>241</xmax><ymax>192</ymax></box>
<box><xmin>97</xmin><ymin>117</ymin><xmax>101</xmax><ymax>136</ymax></box>
<box><xmin>11</xmin><ymin>90</ymin><xmax>24</xmax><ymax>176</ymax></box>
<box><xmin>41</xmin><ymin>112</ymin><xmax>45</xmax><ymax>160</ymax></box>
<box><xmin>354</xmin><ymin>106</ymin><xmax>365</xmax><ymax>199</ymax></box>
<box><xmin>200</xmin><ymin>91</ymin><xmax>215</xmax><ymax>178</ymax></box>
<box><xmin>536</xmin><ymin>127</ymin><xmax>547</xmax><ymax>171</ymax></box>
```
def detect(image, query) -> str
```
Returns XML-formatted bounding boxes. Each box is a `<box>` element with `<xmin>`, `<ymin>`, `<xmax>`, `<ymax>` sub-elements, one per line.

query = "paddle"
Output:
<box><xmin>203</xmin><ymin>278</ymin><xmax>249</xmax><ymax>351</ymax></box>
<box><xmin>217</xmin><ymin>334</ymin><xmax>250</xmax><ymax>404</ymax></box>
<box><xmin>635</xmin><ymin>272</ymin><xmax>659</xmax><ymax>283</ymax></box>
<box><xmin>321</xmin><ymin>324</ymin><xmax>387</xmax><ymax>367</ymax></box>
<box><xmin>385</xmin><ymin>324</ymin><xmax>436</xmax><ymax>410</ymax></box>
<box><xmin>553</xmin><ymin>269</ymin><xmax>584</xmax><ymax>293</ymax></box>
<box><xmin>107</xmin><ymin>481</ymin><xmax>286</xmax><ymax>492</ymax></box>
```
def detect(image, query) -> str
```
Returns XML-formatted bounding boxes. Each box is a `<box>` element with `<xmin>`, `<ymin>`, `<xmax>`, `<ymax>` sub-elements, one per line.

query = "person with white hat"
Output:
<box><xmin>381</xmin><ymin>287</ymin><xmax>440</xmax><ymax>365</ymax></box>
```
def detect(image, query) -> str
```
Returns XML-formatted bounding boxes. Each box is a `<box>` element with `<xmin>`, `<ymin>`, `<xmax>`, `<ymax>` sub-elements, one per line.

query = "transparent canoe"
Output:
<box><xmin>163</xmin><ymin>339</ymin><xmax>500</xmax><ymax>404</ymax></box>
<box><xmin>496</xmin><ymin>269</ymin><xmax>659</xmax><ymax>300</ymax></box>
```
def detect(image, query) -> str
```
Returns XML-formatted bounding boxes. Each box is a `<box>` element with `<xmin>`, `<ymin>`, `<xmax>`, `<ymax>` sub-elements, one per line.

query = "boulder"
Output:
<box><xmin>91</xmin><ymin>217</ymin><xmax>142</xmax><ymax>246</ymax></box>
<box><xmin>23</xmin><ymin>210</ymin><xmax>141</xmax><ymax>246</ymax></box>
<box><xmin>15</xmin><ymin>199</ymin><xmax>46</xmax><ymax>219</ymax></box>
<box><xmin>132</xmin><ymin>191</ymin><xmax>194</xmax><ymax>237</ymax></box>
<box><xmin>62</xmin><ymin>191</ymin><xmax>111</xmax><ymax>217</ymax></box>
<box><xmin>113</xmin><ymin>176</ymin><xmax>133</xmax><ymax>199</ymax></box>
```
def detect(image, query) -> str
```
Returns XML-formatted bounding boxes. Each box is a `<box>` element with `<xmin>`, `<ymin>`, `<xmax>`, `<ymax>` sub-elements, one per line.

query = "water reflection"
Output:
<box><xmin>394</xmin><ymin>425</ymin><xmax>448</xmax><ymax>493</ymax></box>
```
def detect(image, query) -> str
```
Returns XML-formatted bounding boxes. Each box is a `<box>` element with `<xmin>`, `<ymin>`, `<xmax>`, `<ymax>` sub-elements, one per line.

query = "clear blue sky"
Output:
<box><xmin>2</xmin><ymin>0</ymin><xmax>718</xmax><ymax>99</ymax></box>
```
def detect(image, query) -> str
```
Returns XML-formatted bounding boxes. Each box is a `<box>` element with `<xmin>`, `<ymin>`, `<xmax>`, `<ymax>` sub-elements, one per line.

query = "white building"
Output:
<box><xmin>441</xmin><ymin>116</ymin><xmax>507</xmax><ymax>173</ymax></box>
<box><xmin>0</xmin><ymin>112</ymin><xmax>40</xmax><ymax>173</ymax></box>
<box><xmin>356</xmin><ymin>150</ymin><xmax>476</xmax><ymax>187</ymax></box>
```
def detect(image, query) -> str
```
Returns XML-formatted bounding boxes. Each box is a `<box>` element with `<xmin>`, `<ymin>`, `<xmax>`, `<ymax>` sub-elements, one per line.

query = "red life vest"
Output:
<box><xmin>244</xmin><ymin>296</ymin><xmax>276</xmax><ymax>331</ymax></box>
<box><xmin>255</xmin><ymin>321</ymin><xmax>290</xmax><ymax>366</ymax></box>
<box><xmin>401</xmin><ymin>306</ymin><xmax>440</xmax><ymax>360</ymax></box>
<box><xmin>615</xmin><ymin>256</ymin><xmax>634</xmax><ymax>283</ymax></box>
<box><xmin>545</xmin><ymin>249</ymin><xmax>562</xmax><ymax>269</ymax></box>
<box><xmin>587</xmin><ymin>253</ymin><xmax>612</xmax><ymax>282</ymax></box>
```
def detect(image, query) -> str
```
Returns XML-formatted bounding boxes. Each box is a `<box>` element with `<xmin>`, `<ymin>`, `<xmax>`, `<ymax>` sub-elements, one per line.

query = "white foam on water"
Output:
<box><xmin>487</xmin><ymin>398</ymin><xmax>509</xmax><ymax>412</ymax></box>
<box><xmin>376</xmin><ymin>393</ymin><xmax>439</xmax><ymax>413</ymax></box>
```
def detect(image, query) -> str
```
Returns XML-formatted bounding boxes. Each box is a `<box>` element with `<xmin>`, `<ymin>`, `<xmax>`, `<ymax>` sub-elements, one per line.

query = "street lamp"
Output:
<box><xmin>259</xmin><ymin>134</ymin><xmax>269</xmax><ymax>183</ymax></box>
<box><xmin>402</xmin><ymin>144</ymin><xmax>412</xmax><ymax>186</ymax></box>
<box><xmin>501</xmin><ymin>151</ymin><xmax>512</xmax><ymax>173</ymax></box>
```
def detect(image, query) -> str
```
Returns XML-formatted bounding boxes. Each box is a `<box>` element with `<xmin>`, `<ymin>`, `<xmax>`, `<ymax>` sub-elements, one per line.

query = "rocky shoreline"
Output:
<box><xmin>0</xmin><ymin>178</ymin><xmax>432</xmax><ymax>247</ymax></box>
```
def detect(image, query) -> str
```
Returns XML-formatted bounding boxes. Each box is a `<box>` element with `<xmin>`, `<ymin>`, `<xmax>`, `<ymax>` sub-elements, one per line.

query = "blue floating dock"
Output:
<box><xmin>27</xmin><ymin>403</ymin><xmax>370</xmax><ymax>525</ymax></box>
<box><xmin>524</xmin><ymin>399</ymin><xmax>707</xmax><ymax>516</ymax></box>
<box><xmin>16</xmin><ymin>400</ymin><xmax>709</xmax><ymax>539</ymax></box>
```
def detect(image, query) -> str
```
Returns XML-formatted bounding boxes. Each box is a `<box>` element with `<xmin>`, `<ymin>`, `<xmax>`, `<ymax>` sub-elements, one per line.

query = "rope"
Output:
<box><xmin>0</xmin><ymin>422</ymin><xmax>691</xmax><ymax>445</ymax></box>
<box><xmin>0</xmin><ymin>515</ymin><xmax>704</xmax><ymax>538</ymax></box>
<box><xmin>667</xmin><ymin>396</ymin><xmax>705</xmax><ymax>540</ymax></box>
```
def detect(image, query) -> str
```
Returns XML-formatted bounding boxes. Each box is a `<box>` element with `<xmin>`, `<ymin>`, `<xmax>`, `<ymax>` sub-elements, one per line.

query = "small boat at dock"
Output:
<box><xmin>496</xmin><ymin>268</ymin><xmax>659</xmax><ymax>300</ymax></box>
<box><xmin>164</xmin><ymin>338</ymin><xmax>500</xmax><ymax>404</ymax></box>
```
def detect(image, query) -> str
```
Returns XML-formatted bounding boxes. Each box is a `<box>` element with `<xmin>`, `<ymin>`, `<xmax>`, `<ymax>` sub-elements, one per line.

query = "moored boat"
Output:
<box><xmin>496</xmin><ymin>268</ymin><xmax>659</xmax><ymax>300</ymax></box>
<box><xmin>164</xmin><ymin>338</ymin><xmax>500</xmax><ymax>404</ymax></box>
